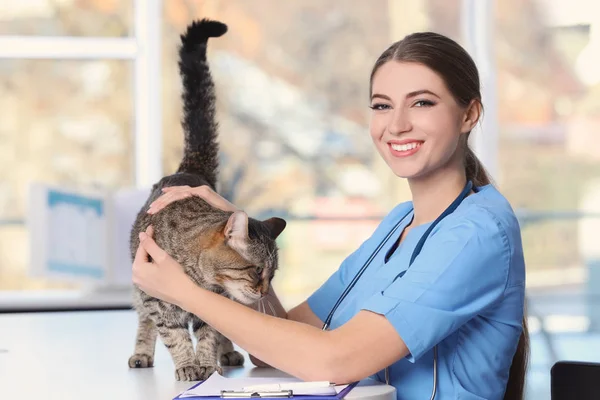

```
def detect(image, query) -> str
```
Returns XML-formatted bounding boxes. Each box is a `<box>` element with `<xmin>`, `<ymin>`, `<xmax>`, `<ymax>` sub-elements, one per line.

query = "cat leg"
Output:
<box><xmin>157</xmin><ymin>318</ymin><xmax>201</xmax><ymax>381</ymax></box>
<box><xmin>218</xmin><ymin>333</ymin><xmax>244</xmax><ymax>367</ymax></box>
<box><xmin>192</xmin><ymin>317</ymin><xmax>223</xmax><ymax>379</ymax></box>
<box><xmin>128</xmin><ymin>313</ymin><xmax>157</xmax><ymax>368</ymax></box>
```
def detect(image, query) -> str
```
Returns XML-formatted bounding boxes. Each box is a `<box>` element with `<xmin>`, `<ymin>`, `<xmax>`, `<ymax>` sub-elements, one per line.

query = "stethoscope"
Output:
<box><xmin>321</xmin><ymin>180</ymin><xmax>477</xmax><ymax>400</ymax></box>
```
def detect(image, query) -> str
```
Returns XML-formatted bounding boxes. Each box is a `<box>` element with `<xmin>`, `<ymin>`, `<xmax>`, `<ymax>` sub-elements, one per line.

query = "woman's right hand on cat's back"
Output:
<box><xmin>147</xmin><ymin>185</ymin><xmax>240</xmax><ymax>214</ymax></box>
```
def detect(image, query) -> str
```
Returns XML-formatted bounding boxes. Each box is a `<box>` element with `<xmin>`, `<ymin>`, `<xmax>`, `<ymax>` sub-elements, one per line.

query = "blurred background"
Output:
<box><xmin>0</xmin><ymin>0</ymin><xmax>599</xmax><ymax>398</ymax></box>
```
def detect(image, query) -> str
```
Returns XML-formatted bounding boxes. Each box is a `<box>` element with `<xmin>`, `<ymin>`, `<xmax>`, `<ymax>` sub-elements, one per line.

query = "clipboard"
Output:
<box><xmin>174</xmin><ymin>379</ymin><xmax>359</xmax><ymax>400</ymax></box>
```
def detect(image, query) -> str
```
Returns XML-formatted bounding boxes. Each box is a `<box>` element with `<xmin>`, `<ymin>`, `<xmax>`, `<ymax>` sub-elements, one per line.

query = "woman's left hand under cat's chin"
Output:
<box><xmin>132</xmin><ymin>225</ymin><xmax>195</xmax><ymax>308</ymax></box>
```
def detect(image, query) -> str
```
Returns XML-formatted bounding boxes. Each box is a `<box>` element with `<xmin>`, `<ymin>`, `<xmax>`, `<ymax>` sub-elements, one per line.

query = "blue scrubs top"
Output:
<box><xmin>307</xmin><ymin>184</ymin><xmax>525</xmax><ymax>400</ymax></box>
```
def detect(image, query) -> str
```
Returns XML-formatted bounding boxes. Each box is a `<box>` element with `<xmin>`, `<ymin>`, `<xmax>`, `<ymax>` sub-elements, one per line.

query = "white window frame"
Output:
<box><xmin>0</xmin><ymin>0</ymin><xmax>163</xmax><ymax>189</ymax></box>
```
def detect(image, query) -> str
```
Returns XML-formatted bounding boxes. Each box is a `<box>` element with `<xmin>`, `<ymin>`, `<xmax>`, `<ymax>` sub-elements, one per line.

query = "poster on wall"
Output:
<box><xmin>27</xmin><ymin>182</ymin><xmax>150</xmax><ymax>286</ymax></box>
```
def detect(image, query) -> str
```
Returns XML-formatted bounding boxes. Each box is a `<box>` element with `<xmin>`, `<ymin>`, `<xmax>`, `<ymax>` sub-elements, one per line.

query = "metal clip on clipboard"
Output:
<box><xmin>220</xmin><ymin>390</ymin><xmax>293</xmax><ymax>398</ymax></box>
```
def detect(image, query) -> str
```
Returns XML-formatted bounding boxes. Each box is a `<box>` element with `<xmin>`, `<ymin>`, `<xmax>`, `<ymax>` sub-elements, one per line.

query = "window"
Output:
<box><xmin>0</xmin><ymin>0</ymin><xmax>155</xmax><ymax>310</ymax></box>
<box><xmin>0</xmin><ymin>59</ymin><xmax>133</xmax><ymax>292</ymax></box>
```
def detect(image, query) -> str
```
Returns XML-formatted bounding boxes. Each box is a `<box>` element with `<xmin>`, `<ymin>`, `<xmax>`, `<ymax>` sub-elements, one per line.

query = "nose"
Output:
<box><xmin>259</xmin><ymin>282</ymin><xmax>269</xmax><ymax>297</ymax></box>
<box><xmin>388</xmin><ymin>108</ymin><xmax>412</xmax><ymax>135</ymax></box>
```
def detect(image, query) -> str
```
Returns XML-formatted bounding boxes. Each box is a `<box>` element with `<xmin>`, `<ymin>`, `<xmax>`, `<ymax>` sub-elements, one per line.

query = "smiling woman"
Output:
<box><xmin>363</xmin><ymin>34</ymin><xmax>527</xmax><ymax>400</ymax></box>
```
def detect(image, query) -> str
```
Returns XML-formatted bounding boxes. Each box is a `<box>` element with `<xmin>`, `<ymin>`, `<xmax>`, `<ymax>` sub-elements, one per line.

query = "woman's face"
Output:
<box><xmin>369</xmin><ymin>61</ymin><xmax>478</xmax><ymax>180</ymax></box>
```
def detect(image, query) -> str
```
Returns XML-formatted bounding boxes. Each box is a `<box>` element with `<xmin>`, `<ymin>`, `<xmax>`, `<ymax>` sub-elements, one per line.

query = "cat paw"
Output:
<box><xmin>220</xmin><ymin>351</ymin><xmax>244</xmax><ymax>367</ymax></box>
<box><xmin>175</xmin><ymin>365</ymin><xmax>221</xmax><ymax>381</ymax></box>
<box><xmin>175</xmin><ymin>365</ymin><xmax>203</xmax><ymax>381</ymax></box>
<box><xmin>128</xmin><ymin>354</ymin><xmax>154</xmax><ymax>368</ymax></box>
<box><xmin>199</xmin><ymin>365</ymin><xmax>222</xmax><ymax>380</ymax></box>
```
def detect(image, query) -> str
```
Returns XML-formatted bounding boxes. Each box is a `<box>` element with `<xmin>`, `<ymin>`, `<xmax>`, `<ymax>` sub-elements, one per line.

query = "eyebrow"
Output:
<box><xmin>371</xmin><ymin>89</ymin><xmax>441</xmax><ymax>101</ymax></box>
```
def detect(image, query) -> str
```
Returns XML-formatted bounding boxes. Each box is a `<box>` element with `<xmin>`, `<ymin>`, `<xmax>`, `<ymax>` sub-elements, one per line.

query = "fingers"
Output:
<box><xmin>190</xmin><ymin>186</ymin><xmax>239</xmax><ymax>212</ymax></box>
<box><xmin>147</xmin><ymin>189</ymin><xmax>192</xmax><ymax>214</ymax></box>
<box><xmin>162</xmin><ymin>185</ymin><xmax>190</xmax><ymax>193</ymax></box>
<box><xmin>134</xmin><ymin>232</ymin><xmax>150</xmax><ymax>264</ymax></box>
<box><xmin>146</xmin><ymin>185</ymin><xmax>239</xmax><ymax>214</ymax></box>
<box><xmin>139</xmin><ymin>226</ymin><xmax>169</xmax><ymax>264</ymax></box>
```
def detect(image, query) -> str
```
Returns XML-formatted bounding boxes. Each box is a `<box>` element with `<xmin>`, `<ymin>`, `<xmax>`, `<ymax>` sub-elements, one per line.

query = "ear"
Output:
<box><xmin>224</xmin><ymin>211</ymin><xmax>249</xmax><ymax>242</ymax></box>
<box><xmin>262</xmin><ymin>217</ymin><xmax>287</xmax><ymax>239</ymax></box>
<box><xmin>461</xmin><ymin>99</ymin><xmax>482</xmax><ymax>134</ymax></box>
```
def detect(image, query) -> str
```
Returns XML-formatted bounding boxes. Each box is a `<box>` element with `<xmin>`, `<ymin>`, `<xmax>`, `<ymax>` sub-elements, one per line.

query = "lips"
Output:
<box><xmin>388</xmin><ymin>140</ymin><xmax>423</xmax><ymax>158</ymax></box>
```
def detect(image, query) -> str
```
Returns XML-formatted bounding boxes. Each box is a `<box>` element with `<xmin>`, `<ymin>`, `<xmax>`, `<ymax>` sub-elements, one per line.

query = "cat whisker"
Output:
<box><xmin>268</xmin><ymin>247</ymin><xmax>274</xmax><ymax>262</ymax></box>
<box><xmin>266</xmin><ymin>298</ymin><xmax>276</xmax><ymax>316</ymax></box>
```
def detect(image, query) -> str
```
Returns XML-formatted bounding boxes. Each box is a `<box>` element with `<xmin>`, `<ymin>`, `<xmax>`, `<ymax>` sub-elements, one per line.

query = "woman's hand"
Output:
<box><xmin>132</xmin><ymin>225</ymin><xmax>196</xmax><ymax>308</ymax></box>
<box><xmin>147</xmin><ymin>185</ymin><xmax>239</xmax><ymax>214</ymax></box>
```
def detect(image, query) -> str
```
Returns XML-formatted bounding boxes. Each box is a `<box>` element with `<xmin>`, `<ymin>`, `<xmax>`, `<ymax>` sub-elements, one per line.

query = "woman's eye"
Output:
<box><xmin>413</xmin><ymin>100</ymin><xmax>435</xmax><ymax>107</ymax></box>
<box><xmin>369</xmin><ymin>103</ymin><xmax>391</xmax><ymax>111</ymax></box>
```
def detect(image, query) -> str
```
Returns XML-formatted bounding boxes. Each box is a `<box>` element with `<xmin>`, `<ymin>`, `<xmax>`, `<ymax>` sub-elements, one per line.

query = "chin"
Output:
<box><xmin>232</xmin><ymin>291</ymin><xmax>260</xmax><ymax>305</ymax></box>
<box><xmin>389</xmin><ymin>165</ymin><xmax>423</xmax><ymax>179</ymax></box>
<box><xmin>387</xmin><ymin>160</ymin><xmax>431</xmax><ymax>180</ymax></box>
<box><xmin>390</xmin><ymin>169</ymin><xmax>411</xmax><ymax>178</ymax></box>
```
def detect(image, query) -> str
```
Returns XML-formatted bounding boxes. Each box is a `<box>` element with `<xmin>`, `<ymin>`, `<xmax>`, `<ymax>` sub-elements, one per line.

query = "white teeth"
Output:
<box><xmin>391</xmin><ymin>142</ymin><xmax>420</xmax><ymax>151</ymax></box>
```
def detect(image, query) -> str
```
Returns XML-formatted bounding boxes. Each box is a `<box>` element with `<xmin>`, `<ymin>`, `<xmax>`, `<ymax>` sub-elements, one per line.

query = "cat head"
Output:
<box><xmin>201</xmin><ymin>211</ymin><xmax>286</xmax><ymax>305</ymax></box>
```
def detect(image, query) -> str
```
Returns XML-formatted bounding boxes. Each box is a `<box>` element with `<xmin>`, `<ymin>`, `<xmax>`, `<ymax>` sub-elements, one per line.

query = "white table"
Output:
<box><xmin>0</xmin><ymin>310</ymin><xmax>396</xmax><ymax>400</ymax></box>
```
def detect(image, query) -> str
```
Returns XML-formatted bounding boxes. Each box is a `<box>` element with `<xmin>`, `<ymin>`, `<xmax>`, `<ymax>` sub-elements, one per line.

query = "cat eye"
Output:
<box><xmin>255</xmin><ymin>266</ymin><xmax>264</xmax><ymax>275</ymax></box>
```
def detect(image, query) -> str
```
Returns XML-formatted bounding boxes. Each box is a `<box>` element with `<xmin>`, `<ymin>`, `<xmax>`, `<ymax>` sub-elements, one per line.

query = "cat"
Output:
<box><xmin>127</xmin><ymin>18</ymin><xmax>287</xmax><ymax>382</ymax></box>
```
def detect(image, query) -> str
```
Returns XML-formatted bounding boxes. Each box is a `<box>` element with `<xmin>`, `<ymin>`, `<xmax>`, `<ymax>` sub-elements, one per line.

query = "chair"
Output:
<box><xmin>551</xmin><ymin>361</ymin><xmax>600</xmax><ymax>399</ymax></box>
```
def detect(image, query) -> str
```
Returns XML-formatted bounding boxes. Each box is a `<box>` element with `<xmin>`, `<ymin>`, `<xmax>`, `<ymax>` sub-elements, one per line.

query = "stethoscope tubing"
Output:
<box><xmin>321</xmin><ymin>181</ymin><xmax>476</xmax><ymax>400</ymax></box>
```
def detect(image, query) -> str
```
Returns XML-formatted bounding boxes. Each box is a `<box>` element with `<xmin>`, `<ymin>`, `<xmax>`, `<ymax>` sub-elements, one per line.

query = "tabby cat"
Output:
<box><xmin>127</xmin><ymin>19</ymin><xmax>287</xmax><ymax>381</ymax></box>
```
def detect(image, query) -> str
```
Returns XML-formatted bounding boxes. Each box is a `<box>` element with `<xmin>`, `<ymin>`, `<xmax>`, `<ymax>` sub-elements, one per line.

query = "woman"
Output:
<box><xmin>136</xmin><ymin>32</ymin><xmax>529</xmax><ymax>400</ymax></box>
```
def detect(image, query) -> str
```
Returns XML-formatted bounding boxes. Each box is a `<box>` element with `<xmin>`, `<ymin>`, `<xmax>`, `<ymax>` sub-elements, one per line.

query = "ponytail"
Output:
<box><xmin>464</xmin><ymin>143</ymin><xmax>491</xmax><ymax>187</ymax></box>
<box><xmin>464</xmin><ymin>140</ymin><xmax>530</xmax><ymax>400</ymax></box>
<box><xmin>504</xmin><ymin>316</ymin><xmax>530</xmax><ymax>400</ymax></box>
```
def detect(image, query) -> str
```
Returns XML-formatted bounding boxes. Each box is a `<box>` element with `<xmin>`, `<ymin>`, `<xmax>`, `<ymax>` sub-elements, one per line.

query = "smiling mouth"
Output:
<box><xmin>388</xmin><ymin>141</ymin><xmax>423</xmax><ymax>157</ymax></box>
<box><xmin>390</xmin><ymin>142</ymin><xmax>421</xmax><ymax>151</ymax></box>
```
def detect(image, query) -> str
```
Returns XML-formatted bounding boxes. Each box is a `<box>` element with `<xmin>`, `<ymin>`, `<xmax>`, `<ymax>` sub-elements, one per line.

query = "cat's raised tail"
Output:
<box><xmin>176</xmin><ymin>19</ymin><xmax>228</xmax><ymax>189</ymax></box>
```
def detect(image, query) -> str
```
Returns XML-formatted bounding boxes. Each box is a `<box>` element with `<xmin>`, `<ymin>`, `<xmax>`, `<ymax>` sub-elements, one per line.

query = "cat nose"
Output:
<box><xmin>260</xmin><ymin>285</ymin><xmax>269</xmax><ymax>297</ymax></box>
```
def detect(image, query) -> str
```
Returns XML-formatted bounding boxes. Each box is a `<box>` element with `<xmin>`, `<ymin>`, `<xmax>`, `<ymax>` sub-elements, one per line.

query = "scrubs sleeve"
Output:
<box><xmin>306</xmin><ymin>240</ymin><xmax>369</xmax><ymax>323</ymax></box>
<box><xmin>361</xmin><ymin>206</ymin><xmax>511</xmax><ymax>362</ymax></box>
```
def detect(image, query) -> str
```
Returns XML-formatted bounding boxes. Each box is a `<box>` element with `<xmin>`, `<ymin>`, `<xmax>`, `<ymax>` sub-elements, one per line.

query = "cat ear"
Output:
<box><xmin>262</xmin><ymin>217</ymin><xmax>286</xmax><ymax>239</ymax></box>
<box><xmin>224</xmin><ymin>211</ymin><xmax>249</xmax><ymax>243</ymax></box>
